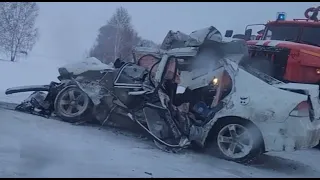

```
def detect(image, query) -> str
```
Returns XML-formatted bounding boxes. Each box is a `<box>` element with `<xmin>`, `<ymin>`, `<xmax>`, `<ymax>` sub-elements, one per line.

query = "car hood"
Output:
<box><xmin>247</xmin><ymin>40</ymin><xmax>320</xmax><ymax>51</ymax></box>
<box><xmin>60</xmin><ymin>57</ymin><xmax>114</xmax><ymax>76</ymax></box>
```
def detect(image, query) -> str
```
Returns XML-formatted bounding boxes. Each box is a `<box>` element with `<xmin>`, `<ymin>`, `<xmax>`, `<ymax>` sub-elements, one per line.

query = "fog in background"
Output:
<box><xmin>29</xmin><ymin>2</ymin><xmax>318</xmax><ymax>63</ymax></box>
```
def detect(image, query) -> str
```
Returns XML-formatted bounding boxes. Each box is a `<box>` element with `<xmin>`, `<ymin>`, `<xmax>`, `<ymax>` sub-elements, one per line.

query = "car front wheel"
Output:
<box><xmin>54</xmin><ymin>86</ymin><xmax>92</xmax><ymax>123</ymax></box>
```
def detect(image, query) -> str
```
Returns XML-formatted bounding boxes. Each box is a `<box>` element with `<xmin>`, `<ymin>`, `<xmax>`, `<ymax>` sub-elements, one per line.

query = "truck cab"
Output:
<box><xmin>259</xmin><ymin>20</ymin><xmax>320</xmax><ymax>47</ymax></box>
<box><xmin>231</xmin><ymin>8</ymin><xmax>320</xmax><ymax>84</ymax></box>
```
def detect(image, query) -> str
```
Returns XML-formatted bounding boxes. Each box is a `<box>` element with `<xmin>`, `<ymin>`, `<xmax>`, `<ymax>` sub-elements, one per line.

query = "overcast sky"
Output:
<box><xmin>29</xmin><ymin>2</ymin><xmax>318</xmax><ymax>63</ymax></box>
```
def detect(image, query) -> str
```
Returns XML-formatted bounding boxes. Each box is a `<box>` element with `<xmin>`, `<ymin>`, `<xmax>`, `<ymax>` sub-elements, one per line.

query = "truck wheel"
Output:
<box><xmin>211</xmin><ymin>118</ymin><xmax>264</xmax><ymax>164</ymax></box>
<box><xmin>54</xmin><ymin>86</ymin><xmax>92</xmax><ymax>123</ymax></box>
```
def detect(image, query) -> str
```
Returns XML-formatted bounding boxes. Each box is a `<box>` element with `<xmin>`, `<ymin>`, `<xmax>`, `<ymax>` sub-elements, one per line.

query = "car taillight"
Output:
<box><xmin>289</xmin><ymin>101</ymin><xmax>310</xmax><ymax>117</ymax></box>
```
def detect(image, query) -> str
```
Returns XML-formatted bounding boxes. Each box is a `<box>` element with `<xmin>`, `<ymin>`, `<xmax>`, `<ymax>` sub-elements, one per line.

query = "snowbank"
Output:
<box><xmin>62</xmin><ymin>57</ymin><xmax>113</xmax><ymax>75</ymax></box>
<box><xmin>0</xmin><ymin>56</ymin><xmax>115</xmax><ymax>103</ymax></box>
<box><xmin>0</xmin><ymin>57</ymin><xmax>62</xmax><ymax>103</ymax></box>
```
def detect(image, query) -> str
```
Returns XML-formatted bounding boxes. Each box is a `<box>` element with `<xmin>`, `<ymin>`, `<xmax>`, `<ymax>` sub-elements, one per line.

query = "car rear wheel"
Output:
<box><xmin>54</xmin><ymin>86</ymin><xmax>92</xmax><ymax>123</ymax></box>
<box><xmin>210</xmin><ymin>118</ymin><xmax>264</xmax><ymax>164</ymax></box>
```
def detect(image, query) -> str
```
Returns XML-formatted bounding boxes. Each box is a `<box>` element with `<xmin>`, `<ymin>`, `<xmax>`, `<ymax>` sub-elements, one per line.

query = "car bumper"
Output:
<box><xmin>262</xmin><ymin>117</ymin><xmax>320</xmax><ymax>152</ymax></box>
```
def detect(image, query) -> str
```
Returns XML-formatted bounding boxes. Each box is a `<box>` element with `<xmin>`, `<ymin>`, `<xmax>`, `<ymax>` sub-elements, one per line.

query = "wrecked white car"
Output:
<box><xmin>6</xmin><ymin>26</ymin><xmax>320</xmax><ymax>164</ymax></box>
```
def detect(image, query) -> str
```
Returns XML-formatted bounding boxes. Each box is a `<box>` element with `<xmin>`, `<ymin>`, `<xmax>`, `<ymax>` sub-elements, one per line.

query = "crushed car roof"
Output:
<box><xmin>135</xmin><ymin>26</ymin><xmax>249</xmax><ymax>67</ymax></box>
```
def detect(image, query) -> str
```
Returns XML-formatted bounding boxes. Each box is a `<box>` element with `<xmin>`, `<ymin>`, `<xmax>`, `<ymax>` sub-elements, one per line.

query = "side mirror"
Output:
<box><xmin>224</xmin><ymin>30</ymin><xmax>233</xmax><ymax>38</ymax></box>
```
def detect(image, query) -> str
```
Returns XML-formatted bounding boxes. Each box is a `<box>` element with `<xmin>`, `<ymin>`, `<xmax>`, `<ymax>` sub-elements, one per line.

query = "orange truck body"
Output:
<box><xmin>246</xmin><ymin>15</ymin><xmax>320</xmax><ymax>84</ymax></box>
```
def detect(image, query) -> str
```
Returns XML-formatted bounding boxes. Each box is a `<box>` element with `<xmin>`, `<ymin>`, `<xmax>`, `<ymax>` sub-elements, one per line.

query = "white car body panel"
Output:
<box><xmin>201</xmin><ymin>65</ymin><xmax>320</xmax><ymax>152</ymax></box>
<box><xmin>139</xmin><ymin>25</ymin><xmax>320</xmax><ymax>152</ymax></box>
<box><xmin>273</xmin><ymin>83</ymin><xmax>320</xmax><ymax>120</ymax></box>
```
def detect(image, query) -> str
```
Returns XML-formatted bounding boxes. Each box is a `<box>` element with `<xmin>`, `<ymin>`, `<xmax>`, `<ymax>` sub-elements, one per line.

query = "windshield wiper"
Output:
<box><xmin>283</xmin><ymin>38</ymin><xmax>298</xmax><ymax>43</ymax></box>
<box><xmin>300</xmin><ymin>40</ymin><xmax>320</xmax><ymax>47</ymax></box>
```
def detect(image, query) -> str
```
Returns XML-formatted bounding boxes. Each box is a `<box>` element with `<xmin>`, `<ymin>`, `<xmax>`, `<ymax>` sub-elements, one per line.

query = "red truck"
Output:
<box><xmin>226</xmin><ymin>7</ymin><xmax>320</xmax><ymax>85</ymax></box>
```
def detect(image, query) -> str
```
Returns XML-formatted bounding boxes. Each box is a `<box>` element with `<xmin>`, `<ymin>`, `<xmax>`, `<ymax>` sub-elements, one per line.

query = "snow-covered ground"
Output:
<box><xmin>0</xmin><ymin>58</ymin><xmax>61</xmax><ymax>103</ymax></box>
<box><xmin>2</xmin><ymin>108</ymin><xmax>320</xmax><ymax>178</ymax></box>
<box><xmin>1</xmin><ymin>58</ymin><xmax>320</xmax><ymax>177</ymax></box>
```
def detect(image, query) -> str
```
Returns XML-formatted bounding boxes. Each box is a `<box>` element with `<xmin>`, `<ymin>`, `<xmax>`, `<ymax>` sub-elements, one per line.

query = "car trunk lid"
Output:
<box><xmin>273</xmin><ymin>83</ymin><xmax>320</xmax><ymax>121</ymax></box>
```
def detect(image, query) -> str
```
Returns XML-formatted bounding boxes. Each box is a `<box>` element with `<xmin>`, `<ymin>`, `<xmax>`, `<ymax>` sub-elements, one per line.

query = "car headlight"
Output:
<box><xmin>212</xmin><ymin>77</ymin><xmax>219</xmax><ymax>85</ymax></box>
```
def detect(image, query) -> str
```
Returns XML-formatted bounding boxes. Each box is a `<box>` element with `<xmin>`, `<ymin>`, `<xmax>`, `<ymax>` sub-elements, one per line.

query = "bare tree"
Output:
<box><xmin>90</xmin><ymin>7</ymin><xmax>159</xmax><ymax>63</ymax></box>
<box><xmin>109</xmin><ymin>7</ymin><xmax>137</xmax><ymax>61</ymax></box>
<box><xmin>82</xmin><ymin>49</ymin><xmax>90</xmax><ymax>59</ymax></box>
<box><xmin>136</xmin><ymin>38</ymin><xmax>159</xmax><ymax>48</ymax></box>
<box><xmin>0</xmin><ymin>2</ymin><xmax>39</xmax><ymax>61</ymax></box>
<box><xmin>90</xmin><ymin>7</ymin><xmax>138</xmax><ymax>63</ymax></box>
<box><xmin>89</xmin><ymin>25</ymin><xmax>116</xmax><ymax>62</ymax></box>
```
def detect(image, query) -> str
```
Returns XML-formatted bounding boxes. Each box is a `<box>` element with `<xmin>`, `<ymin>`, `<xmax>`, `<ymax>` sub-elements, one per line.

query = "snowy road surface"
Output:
<box><xmin>1</xmin><ymin>109</ymin><xmax>320</xmax><ymax>178</ymax></box>
<box><xmin>1</xmin><ymin>59</ymin><xmax>320</xmax><ymax>177</ymax></box>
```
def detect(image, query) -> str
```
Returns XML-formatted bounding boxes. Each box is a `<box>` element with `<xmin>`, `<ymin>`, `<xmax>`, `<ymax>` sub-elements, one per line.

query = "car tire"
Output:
<box><xmin>210</xmin><ymin>118</ymin><xmax>264</xmax><ymax>164</ymax></box>
<box><xmin>54</xmin><ymin>85</ymin><xmax>93</xmax><ymax>123</ymax></box>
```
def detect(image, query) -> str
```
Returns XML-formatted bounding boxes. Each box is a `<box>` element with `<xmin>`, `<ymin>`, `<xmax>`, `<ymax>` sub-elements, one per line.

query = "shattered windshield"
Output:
<box><xmin>264</xmin><ymin>25</ymin><xmax>300</xmax><ymax>42</ymax></box>
<box><xmin>264</xmin><ymin>24</ymin><xmax>320</xmax><ymax>47</ymax></box>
